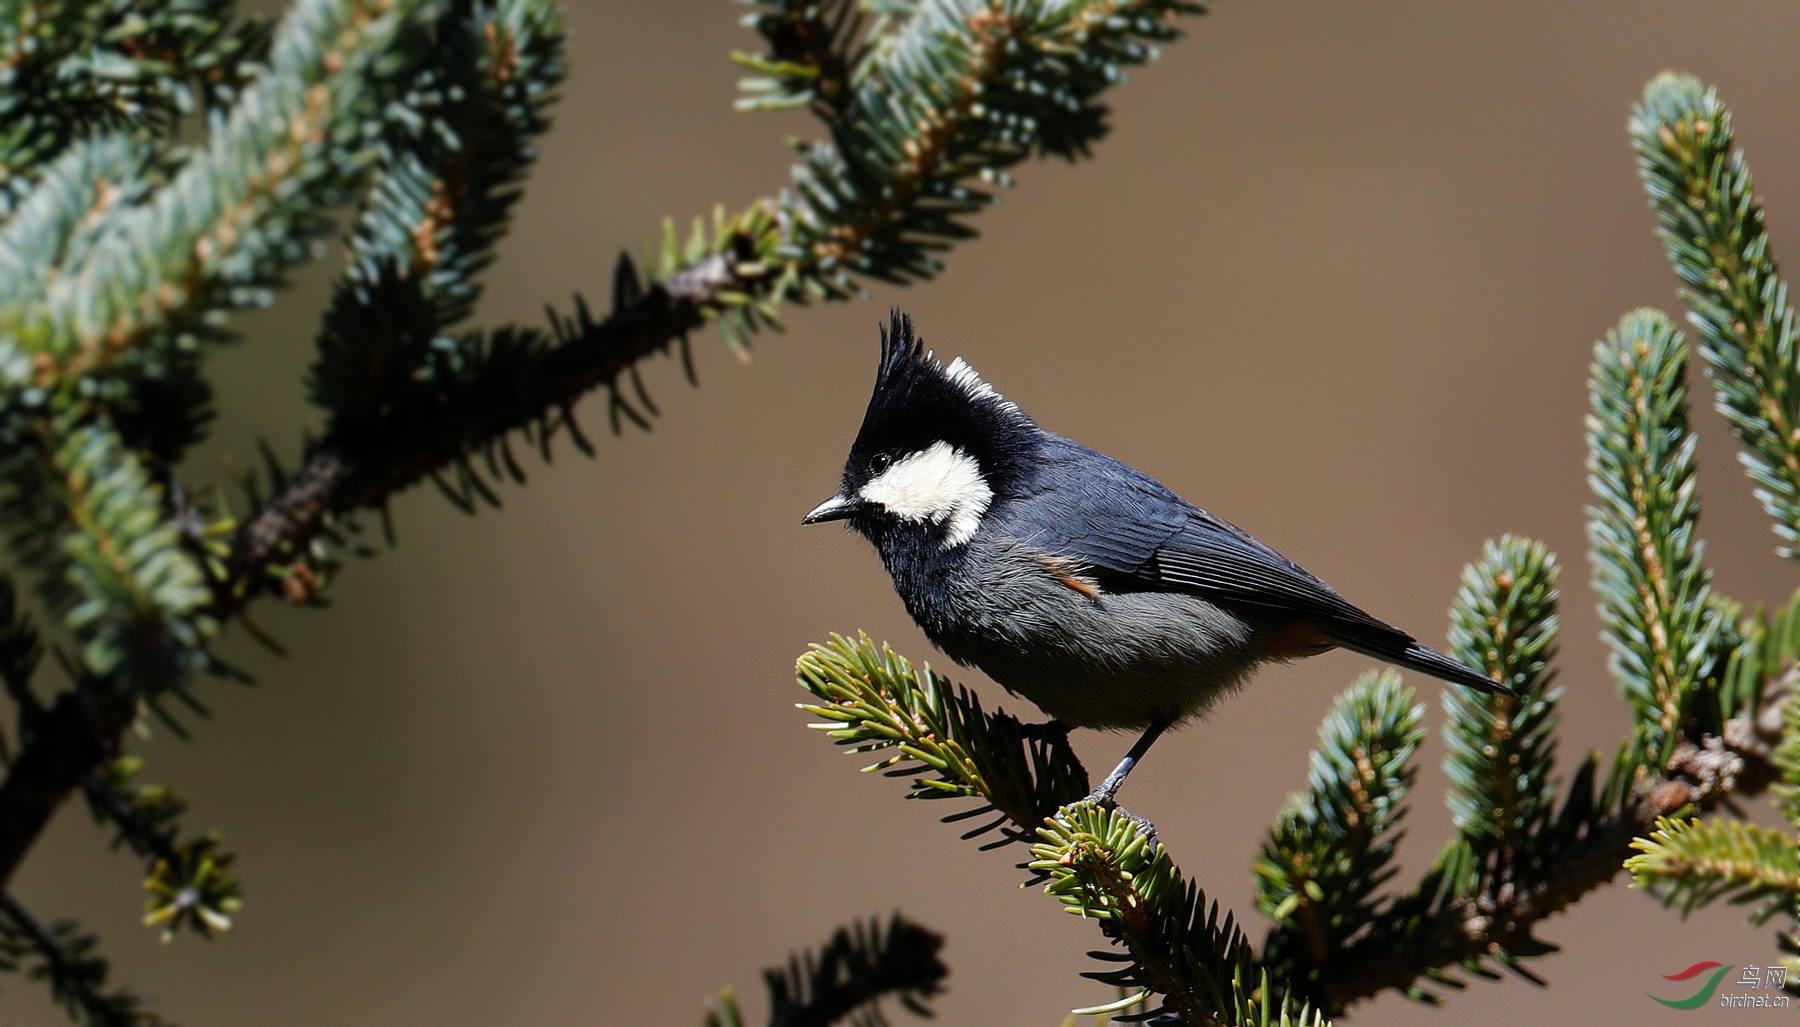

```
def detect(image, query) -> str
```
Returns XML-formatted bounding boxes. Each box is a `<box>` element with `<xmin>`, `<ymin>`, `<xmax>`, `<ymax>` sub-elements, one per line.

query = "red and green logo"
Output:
<box><xmin>1650</xmin><ymin>961</ymin><xmax>1735</xmax><ymax>1009</ymax></box>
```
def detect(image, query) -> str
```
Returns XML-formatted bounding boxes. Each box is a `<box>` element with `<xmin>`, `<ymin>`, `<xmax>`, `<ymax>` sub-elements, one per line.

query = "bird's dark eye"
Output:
<box><xmin>870</xmin><ymin>452</ymin><xmax>893</xmax><ymax>474</ymax></box>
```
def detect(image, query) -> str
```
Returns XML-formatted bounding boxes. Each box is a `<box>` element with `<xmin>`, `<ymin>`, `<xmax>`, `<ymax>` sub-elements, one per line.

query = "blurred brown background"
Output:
<box><xmin>13</xmin><ymin>1</ymin><xmax>1800</xmax><ymax>1024</ymax></box>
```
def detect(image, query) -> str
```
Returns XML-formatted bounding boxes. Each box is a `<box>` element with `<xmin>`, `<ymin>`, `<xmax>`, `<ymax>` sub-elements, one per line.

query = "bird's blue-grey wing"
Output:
<box><xmin>994</xmin><ymin>435</ymin><xmax>1507</xmax><ymax>695</ymax></box>
<box><xmin>998</xmin><ymin>434</ymin><xmax>1367</xmax><ymax>621</ymax></box>
<box><xmin>995</xmin><ymin>437</ymin><xmax>1190</xmax><ymax>575</ymax></box>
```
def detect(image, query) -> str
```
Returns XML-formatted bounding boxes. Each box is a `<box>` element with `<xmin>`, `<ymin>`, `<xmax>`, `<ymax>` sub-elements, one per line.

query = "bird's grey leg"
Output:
<box><xmin>1086</xmin><ymin>719</ymin><xmax>1170</xmax><ymax>804</ymax></box>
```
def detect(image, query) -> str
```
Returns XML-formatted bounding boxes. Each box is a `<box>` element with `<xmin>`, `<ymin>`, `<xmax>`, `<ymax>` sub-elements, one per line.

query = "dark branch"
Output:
<box><xmin>0</xmin><ymin>890</ymin><xmax>170</xmax><ymax>1027</ymax></box>
<box><xmin>0</xmin><ymin>251</ymin><xmax>766</xmax><ymax>887</ymax></box>
<box><xmin>214</xmin><ymin>248</ymin><xmax>763</xmax><ymax>617</ymax></box>
<box><xmin>764</xmin><ymin>915</ymin><xmax>947</xmax><ymax>1027</ymax></box>
<box><xmin>81</xmin><ymin>774</ymin><xmax>183</xmax><ymax>868</ymax></box>
<box><xmin>0</xmin><ymin>690</ymin><xmax>135</xmax><ymax>887</ymax></box>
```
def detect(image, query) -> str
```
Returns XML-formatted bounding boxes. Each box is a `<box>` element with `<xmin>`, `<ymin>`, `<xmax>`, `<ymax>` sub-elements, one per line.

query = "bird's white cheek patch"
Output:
<box><xmin>859</xmin><ymin>441</ymin><xmax>993</xmax><ymax>546</ymax></box>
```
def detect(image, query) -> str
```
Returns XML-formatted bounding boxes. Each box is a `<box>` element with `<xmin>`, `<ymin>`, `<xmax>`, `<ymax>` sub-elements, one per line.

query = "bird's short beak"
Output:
<box><xmin>802</xmin><ymin>493</ymin><xmax>864</xmax><ymax>525</ymax></box>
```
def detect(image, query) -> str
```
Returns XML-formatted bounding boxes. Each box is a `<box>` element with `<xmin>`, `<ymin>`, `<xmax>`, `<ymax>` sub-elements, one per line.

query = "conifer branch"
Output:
<box><xmin>701</xmin><ymin>915</ymin><xmax>946</xmax><ymax>1027</ymax></box>
<box><xmin>797</xmin><ymin>633</ymin><xmax>1088</xmax><ymax>845</ymax></box>
<box><xmin>1627</xmin><ymin>816</ymin><xmax>1800</xmax><ymax>922</ymax></box>
<box><xmin>1299</xmin><ymin>531</ymin><xmax>1790</xmax><ymax>1012</ymax></box>
<box><xmin>1442</xmin><ymin>536</ymin><xmax>1561</xmax><ymax>876</ymax></box>
<box><xmin>0</xmin><ymin>2</ymin><xmax>265</xmax><ymax>217</ymax></box>
<box><xmin>732</xmin><ymin>0</ymin><xmax>869</xmax><ymax>120</ymax></box>
<box><xmin>80</xmin><ymin>754</ymin><xmax>241</xmax><ymax>944</ymax></box>
<box><xmin>48</xmin><ymin>421</ymin><xmax>212</xmax><ymax>681</ymax></box>
<box><xmin>1</xmin><ymin>0</ymin><xmax>431</xmax><ymax>382</ymax></box>
<box><xmin>0</xmin><ymin>688</ymin><xmax>137</xmax><ymax>886</ymax></box>
<box><xmin>1632</xmin><ymin>72</ymin><xmax>1800</xmax><ymax>556</ymax></box>
<box><xmin>1586</xmin><ymin>309</ymin><xmax>1716</xmax><ymax>766</ymax></box>
<box><xmin>0</xmin><ymin>0</ymin><xmax>448</xmax><ymax>919</ymax></box>
<box><xmin>214</xmin><ymin>0</ymin><xmax>1207</xmax><ymax>610</ymax></box>
<box><xmin>0</xmin><ymin>411</ymin><xmax>213</xmax><ymax>885</ymax></box>
<box><xmin>0</xmin><ymin>890</ymin><xmax>171</xmax><ymax>1027</ymax></box>
<box><xmin>798</xmin><ymin>635</ymin><xmax>1328</xmax><ymax>1025</ymax></box>
<box><xmin>1255</xmin><ymin>672</ymin><xmax>1423</xmax><ymax>990</ymax></box>
<box><xmin>307</xmin><ymin>0</ymin><xmax>567</xmax><ymax>431</ymax></box>
<box><xmin>214</xmin><ymin>260</ymin><xmax>755</xmax><ymax>612</ymax></box>
<box><xmin>1254</xmin><ymin>542</ymin><xmax>1628</xmax><ymax>1011</ymax></box>
<box><xmin>796</xmin><ymin>604</ymin><xmax>1791</xmax><ymax>1017</ymax></box>
<box><xmin>0</xmin><ymin>135</ymin><xmax>160</xmax><ymax>316</ymax></box>
<box><xmin>1775</xmin><ymin>679</ymin><xmax>1800</xmax><ymax>830</ymax></box>
<box><xmin>762</xmin><ymin>914</ymin><xmax>947</xmax><ymax>1027</ymax></box>
<box><xmin>1313</xmin><ymin>695</ymin><xmax>1782</xmax><ymax>1011</ymax></box>
<box><xmin>1035</xmin><ymin>804</ymin><xmax>1328</xmax><ymax>1026</ymax></box>
<box><xmin>82</xmin><ymin>757</ymin><xmax>183</xmax><ymax>866</ymax></box>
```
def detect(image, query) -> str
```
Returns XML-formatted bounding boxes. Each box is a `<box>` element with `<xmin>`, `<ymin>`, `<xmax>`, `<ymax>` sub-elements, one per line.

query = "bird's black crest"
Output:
<box><xmin>867</xmin><ymin>308</ymin><xmax>1014</xmax><ymax>414</ymax></box>
<box><xmin>842</xmin><ymin>309</ymin><xmax>1036</xmax><ymax>495</ymax></box>
<box><xmin>877</xmin><ymin>309</ymin><xmax>926</xmax><ymax>388</ymax></box>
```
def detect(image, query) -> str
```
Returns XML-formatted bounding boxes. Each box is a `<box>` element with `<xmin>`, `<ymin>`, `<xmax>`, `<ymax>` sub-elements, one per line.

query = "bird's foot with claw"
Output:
<box><xmin>1079</xmin><ymin>789</ymin><xmax>1162</xmax><ymax>852</ymax></box>
<box><xmin>1116</xmin><ymin>806</ymin><xmax>1162</xmax><ymax>851</ymax></box>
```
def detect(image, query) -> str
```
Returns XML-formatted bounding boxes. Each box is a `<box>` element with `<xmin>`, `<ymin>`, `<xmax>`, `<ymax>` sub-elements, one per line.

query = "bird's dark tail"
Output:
<box><xmin>1323</xmin><ymin>622</ymin><xmax>1514</xmax><ymax>697</ymax></box>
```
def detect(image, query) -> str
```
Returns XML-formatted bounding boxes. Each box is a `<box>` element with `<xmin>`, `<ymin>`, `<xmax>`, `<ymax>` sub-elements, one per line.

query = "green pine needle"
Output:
<box><xmin>644</xmin><ymin>0</ymin><xmax>1212</xmax><ymax>358</ymax></box>
<box><xmin>0</xmin><ymin>134</ymin><xmax>161</xmax><ymax>317</ymax></box>
<box><xmin>306</xmin><ymin>0</ymin><xmax>570</xmax><ymax>508</ymax></box>
<box><xmin>1774</xmin><ymin>686</ymin><xmax>1800</xmax><ymax>832</ymax></box>
<box><xmin>6</xmin><ymin>419</ymin><xmax>214</xmax><ymax>683</ymax></box>
<box><xmin>1255</xmin><ymin>672</ymin><xmax>1422</xmax><ymax>993</ymax></box>
<box><xmin>1628</xmin><ymin>816</ymin><xmax>1800</xmax><ymax>924</ymax></box>
<box><xmin>1034</xmin><ymin>803</ymin><xmax>1325</xmax><ymax>1026</ymax></box>
<box><xmin>1632</xmin><ymin>72</ymin><xmax>1800</xmax><ymax>557</ymax></box>
<box><xmin>1586</xmin><ymin>308</ymin><xmax>1717</xmax><ymax>767</ymax></box>
<box><xmin>800</xmin><ymin>635</ymin><xmax>1324</xmax><ymax>1024</ymax></box>
<box><xmin>5</xmin><ymin>0</ymin><xmax>432</xmax><ymax>379</ymax></box>
<box><xmin>795</xmin><ymin>632</ymin><xmax>1087</xmax><ymax>841</ymax></box>
<box><xmin>1442</xmin><ymin>536</ymin><xmax>1561</xmax><ymax>866</ymax></box>
<box><xmin>0</xmin><ymin>1</ymin><xmax>263</xmax><ymax>217</ymax></box>
<box><xmin>141</xmin><ymin>833</ymin><xmax>240</xmax><ymax>942</ymax></box>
